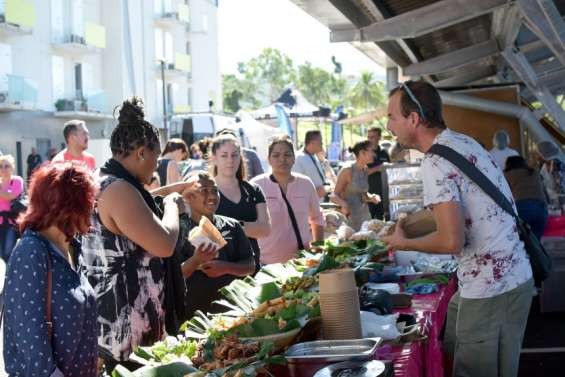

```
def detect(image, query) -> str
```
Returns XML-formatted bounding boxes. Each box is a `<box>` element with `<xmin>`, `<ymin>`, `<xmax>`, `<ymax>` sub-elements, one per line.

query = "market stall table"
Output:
<box><xmin>375</xmin><ymin>276</ymin><xmax>457</xmax><ymax>377</ymax></box>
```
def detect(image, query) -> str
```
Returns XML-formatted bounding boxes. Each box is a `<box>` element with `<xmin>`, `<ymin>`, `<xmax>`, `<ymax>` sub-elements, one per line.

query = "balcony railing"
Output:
<box><xmin>51</xmin><ymin>22</ymin><xmax>106</xmax><ymax>55</ymax></box>
<box><xmin>0</xmin><ymin>0</ymin><xmax>35</xmax><ymax>36</ymax></box>
<box><xmin>54</xmin><ymin>91</ymin><xmax>111</xmax><ymax>119</ymax></box>
<box><xmin>155</xmin><ymin>4</ymin><xmax>189</xmax><ymax>27</ymax></box>
<box><xmin>0</xmin><ymin>74</ymin><xmax>37</xmax><ymax>110</ymax></box>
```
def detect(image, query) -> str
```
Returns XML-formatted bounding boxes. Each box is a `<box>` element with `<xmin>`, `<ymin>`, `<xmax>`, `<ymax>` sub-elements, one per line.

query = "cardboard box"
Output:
<box><xmin>389</xmin><ymin>209</ymin><xmax>437</xmax><ymax>238</ymax></box>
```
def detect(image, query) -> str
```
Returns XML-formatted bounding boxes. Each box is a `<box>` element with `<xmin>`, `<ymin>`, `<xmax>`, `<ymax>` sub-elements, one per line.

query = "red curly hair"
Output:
<box><xmin>18</xmin><ymin>162</ymin><xmax>96</xmax><ymax>240</ymax></box>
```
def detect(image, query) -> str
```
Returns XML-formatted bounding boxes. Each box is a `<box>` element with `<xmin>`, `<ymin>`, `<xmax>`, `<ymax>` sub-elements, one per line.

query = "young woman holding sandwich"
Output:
<box><xmin>180</xmin><ymin>171</ymin><xmax>256</xmax><ymax>318</ymax></box>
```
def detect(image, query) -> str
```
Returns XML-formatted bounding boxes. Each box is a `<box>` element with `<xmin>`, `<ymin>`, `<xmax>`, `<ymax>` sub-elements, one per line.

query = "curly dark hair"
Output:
<box><xmin>110</xmin><ymin>97</ymin><xmax>160</xmax><ymax>157</ymax></box>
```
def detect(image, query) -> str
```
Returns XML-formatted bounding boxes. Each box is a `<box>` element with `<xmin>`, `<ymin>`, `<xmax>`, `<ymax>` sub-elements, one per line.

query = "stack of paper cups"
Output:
<box><xmin>319</xmin><ymin>268</ymin><xmax>362</xmax><ymax>340</ymax></box>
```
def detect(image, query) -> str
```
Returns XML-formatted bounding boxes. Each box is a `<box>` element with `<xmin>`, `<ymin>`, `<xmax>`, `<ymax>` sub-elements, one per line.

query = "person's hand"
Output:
<box><xmin>381</xmin><ymin>221</ymin><xmax>408</xmax><ymax>251</ymax></box>
<box><xmin>164</xmin><ymin>192</ymin><xmax>185</xmax><ymax>212</ymax></box>
<box><xmin>200</xmin><ymin>260</ymin><xmax>232</xmax><ymax>278</ymax></box>
<box><xmin>181</xmin><ymin>177</ymin><xmax>202</xmax><ymax>198</ymax></box>
<box><xmin>368</xmin><ymin>193</ymin><xmax>381</xmax><ymax>204</ymax></box>
<box><xmin>193</xmin><ymin>242</ymin><xmax>219</xmax><ymax>265</ymax></box>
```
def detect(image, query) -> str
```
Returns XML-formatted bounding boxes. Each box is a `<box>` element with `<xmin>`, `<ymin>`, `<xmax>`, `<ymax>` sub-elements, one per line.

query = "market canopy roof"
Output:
<box><xmin>251</xmin><ymin>88</ymin><xmax>329</xmax><ymax>119</ymax></box>
<box><xmin>289</xmin><ymin>0</ymin><xmax>565</xmax><ymax>132</ymax></box>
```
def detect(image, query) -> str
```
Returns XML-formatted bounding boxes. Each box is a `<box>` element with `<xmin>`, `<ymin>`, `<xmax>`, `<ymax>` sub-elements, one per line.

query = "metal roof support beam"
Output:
<box><xmin>439</xmin><ymin>90</ymin><xmax>564</xmax><ymax>153</ymax></box>
<box><xmin>518</xmin><ymin>0</ymin><xmax>565</xmax><ymax>67</ymax></box>
<box><xmin>502</xmin><ymin>48</ymin><xmax>565</xmax><ymax>130</ymax></box>
<box><xmin>435</xmin><ymin>66</ymin><xmax>498</xmax><ymax>87</ymax></box>
<box><xmin>403</xmin><ymin>39</ymin><xmax>500</xmax><ymax>76</ymax></box>
<box><xmin>330</xmin><ymin>0</ymin><xmax>507</xmax><ymax>42</ymax></box>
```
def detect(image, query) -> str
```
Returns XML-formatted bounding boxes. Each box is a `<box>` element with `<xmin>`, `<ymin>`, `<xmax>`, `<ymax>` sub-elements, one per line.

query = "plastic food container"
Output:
<box><xmin>281</xmin><ymin>338</ymin><xmax>382</xmax><ymax>377</ymax></box>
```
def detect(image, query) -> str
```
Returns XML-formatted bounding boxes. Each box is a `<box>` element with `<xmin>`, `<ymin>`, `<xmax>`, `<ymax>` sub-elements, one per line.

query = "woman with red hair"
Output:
<box><xmin>2</xmin><ymin>162</ymin><xmax>98</xmax><ymax>377</ymax></box>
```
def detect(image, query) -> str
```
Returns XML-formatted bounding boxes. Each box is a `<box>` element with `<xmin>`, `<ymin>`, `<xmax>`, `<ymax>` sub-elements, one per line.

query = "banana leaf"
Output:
<box><xmin>112</xmin><ymin>362</ymin><xmax>198</xmax><ymax>377</ymax></box>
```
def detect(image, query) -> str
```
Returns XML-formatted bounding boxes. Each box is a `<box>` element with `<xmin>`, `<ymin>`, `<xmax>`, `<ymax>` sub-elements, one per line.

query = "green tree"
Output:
<box><xmin>239</xmin><ymin>48</ymin><xmax>296</xmax><ymax>102</ymax></box>
<box><xmin>348</xmin><ymin>71</ymin><xmax>386</xmax><ymax>111</ymax></box>
<box><xmin>222</xmin><ymin>73</ymin><xmax>261</xmax><ymax>112</ymax></box>
<box><xmin>296</xmin><ymin>62</ymin><xmax>332</xmax><ymax>105</ymax></box>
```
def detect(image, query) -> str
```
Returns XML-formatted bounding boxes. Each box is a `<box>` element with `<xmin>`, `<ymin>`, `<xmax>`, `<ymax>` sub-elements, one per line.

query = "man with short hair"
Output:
<box><xmin>26</xmin><ymin>147</ymin><xmax>42</xmax><ymax>179</ymax></box>
<box><xmin>52</xmin><ymin>119</ymin><xmax>96</xmax><ymax>170</ymax></box>
<box><xmin>366</xmin><ymin>127</ymin><xmax>390</xmax><ymax>219</ymax></box>
<box><xmin>293</xmin><ymin>130</ymin><xmax>327</xmax><ymax>199</ymax></box>
<box><xmin>382</xmin><ymin>81</ymin><xmax>533</xmax><ymax>377</ymax></box>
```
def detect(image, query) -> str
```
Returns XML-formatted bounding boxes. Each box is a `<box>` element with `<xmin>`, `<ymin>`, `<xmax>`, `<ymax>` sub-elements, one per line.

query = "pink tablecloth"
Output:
<box><xmin>375</xmin><ymin>276</ymin><xmax>458</xmax><ymax>377</ymax></box>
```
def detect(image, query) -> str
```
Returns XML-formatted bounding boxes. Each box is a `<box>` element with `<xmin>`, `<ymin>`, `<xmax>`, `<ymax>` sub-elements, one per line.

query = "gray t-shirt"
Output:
<box><xmin>293</xmin><ymin>149</ymin><xmax>325</xmax><ymax>189</ymax></box>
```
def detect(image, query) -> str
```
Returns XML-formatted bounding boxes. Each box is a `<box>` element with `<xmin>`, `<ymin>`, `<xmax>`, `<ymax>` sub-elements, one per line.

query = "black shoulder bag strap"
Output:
<box><xmin>428</xmin><ymin>143</ymin><xmax>551</xmax><ymax>283</ymax></box>
<box><xmin>307</xmin><ymin>153</ymin><xmax>327</xmax><ymax>185</ymax></box>
<box><xmin>428</xmin><ymin>144</ymin><xmax>517</xmax><ymax>216</ymax></box>
<box><xmin>270</xmin><ymin>175</ymin><xmax>305</xmax><ymax>250</ymax></box>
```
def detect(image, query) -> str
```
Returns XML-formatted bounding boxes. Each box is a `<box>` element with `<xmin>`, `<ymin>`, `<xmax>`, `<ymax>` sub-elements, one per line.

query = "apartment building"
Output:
<box><xmin>0</xmin><ymin>0</ymin><xmax>221</xmax><ymax>175</ymax></box>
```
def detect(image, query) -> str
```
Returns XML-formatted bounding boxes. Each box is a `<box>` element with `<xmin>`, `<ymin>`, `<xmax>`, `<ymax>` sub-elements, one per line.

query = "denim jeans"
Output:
<box><xmin>0</xmin><ymin>224</ymin><xmax>18</xmax><ymax>262</ymax></box>
<box><xmin>516</xmin><ymin>199</ymin><xmax>548</xmax><ymax>240</ymax></box>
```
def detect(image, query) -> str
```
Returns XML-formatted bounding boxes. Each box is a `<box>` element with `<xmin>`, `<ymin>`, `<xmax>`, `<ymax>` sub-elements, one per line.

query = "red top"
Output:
<box><xmin>52</xmin><ymin>149</ymin><xmax>96</xmax><ymax>171</ymax></box>
<box><xmin>0</xmin><ymin>176</ymin><xmax>24</xmax><ymax>225</ymax></box>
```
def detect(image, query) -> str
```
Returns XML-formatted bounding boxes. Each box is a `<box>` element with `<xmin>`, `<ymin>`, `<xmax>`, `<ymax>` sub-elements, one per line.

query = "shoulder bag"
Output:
<box><xmin>428</xmin><ymin>143</ymin><xmax>552</xmax><ymax>285</ymax></box>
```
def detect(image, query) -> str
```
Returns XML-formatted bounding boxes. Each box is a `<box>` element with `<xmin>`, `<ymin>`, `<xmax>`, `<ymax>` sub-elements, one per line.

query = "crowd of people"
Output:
<box><xmin>0</xmin><ymin>81</ymin><xmax>563</xmax><ymax>377</ymax></box>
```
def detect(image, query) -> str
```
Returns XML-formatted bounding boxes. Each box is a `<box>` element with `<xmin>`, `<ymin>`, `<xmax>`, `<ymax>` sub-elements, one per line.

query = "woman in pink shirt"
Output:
<box><xmin>0</xmin><ymin>154</ymin><xmax>24</xmax><ymax>261</ymax></box>
<box><xmin>251</xmin><ymin>135</ymin><xmax>324</xmax><ymax>264</ymax></box>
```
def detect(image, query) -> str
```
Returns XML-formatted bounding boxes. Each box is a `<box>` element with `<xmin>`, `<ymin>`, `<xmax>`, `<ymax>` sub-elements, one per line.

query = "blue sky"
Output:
<box><xmin>218</xmin><ymin>0</ymin><xmax>385</xmax><ymax>78</ymax></box>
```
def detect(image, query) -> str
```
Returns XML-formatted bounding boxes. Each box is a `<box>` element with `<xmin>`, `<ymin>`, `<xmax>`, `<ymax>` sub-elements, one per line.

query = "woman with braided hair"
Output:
<box><xmin>78</xmin><ymin>97</ymin><xmax>197</xmax><ymax>371</ymax></box>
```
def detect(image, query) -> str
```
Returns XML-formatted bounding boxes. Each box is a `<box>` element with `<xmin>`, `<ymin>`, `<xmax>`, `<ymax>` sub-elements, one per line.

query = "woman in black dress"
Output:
<box><xmin>210</xmin><ymin>134</ymin><xmax>271</xmax><ymax>269</ymax></box>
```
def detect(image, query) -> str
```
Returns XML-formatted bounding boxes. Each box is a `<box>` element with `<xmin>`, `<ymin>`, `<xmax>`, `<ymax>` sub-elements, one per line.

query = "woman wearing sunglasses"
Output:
<box><xmin>0</xmin><ymin>154</ymin><xmax>24</xmax><ymax>262</ymax></box>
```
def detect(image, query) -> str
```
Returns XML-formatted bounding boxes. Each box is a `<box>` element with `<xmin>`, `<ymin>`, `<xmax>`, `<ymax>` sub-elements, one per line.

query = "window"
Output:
<box><xmin>164</xmin><ymin>31</ymin><xmax>173</xmax><ymax>63</ymax></box>
<box><xmin>74</xmin><ymin>63</ymin><xmax>83</xmax><ymax>99</ymax></box>
<box><xmin>155</xmin><ymin>28</ymin><xmax>173</xmax><ymax>63</ymax></box>
<box><xmin>155</xmin><ymin>28</ymin><xmax>164</xmax><ymax>60</ymax></box>
<box><xmin>71</xmin><ymin>0</ymin><xmax>84</xmax><ymax>40</ymax></box>
<box><xmin>0</xmin><ymin>43</ymin><xmax>12</xmax><ymax>76</ymax></box>
<box><xmin>52</xmin><ymin>56</ymin><xmax>65</xmax><ymax>101</ymax></box>
<box><xmin>186</xmin><ymin>41</ymin><xmax>191</xmax><ymax>55</ymax></box>
<box><xmin>166</xmin><ymin>83</ymin><xmax>174</xmax><ymax>112</ymax></box>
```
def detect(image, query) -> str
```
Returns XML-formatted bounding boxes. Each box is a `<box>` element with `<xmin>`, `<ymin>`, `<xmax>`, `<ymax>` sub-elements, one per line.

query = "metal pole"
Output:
<box><xmin>160</xmin><ymin>60</ymin><xmax>168</xmax><ymax>142</ymax></box>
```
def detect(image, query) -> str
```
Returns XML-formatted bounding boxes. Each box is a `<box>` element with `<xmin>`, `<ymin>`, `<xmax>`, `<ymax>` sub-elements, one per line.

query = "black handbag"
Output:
<box><xmin>428</xmin><ymin>144</ymin><xmax>552</xmax><ymax>285</ymax></box>
<box><xmin>10</xmin><ymin>193</ymin><xmax>28</xmax><ymax>216</ymax></box>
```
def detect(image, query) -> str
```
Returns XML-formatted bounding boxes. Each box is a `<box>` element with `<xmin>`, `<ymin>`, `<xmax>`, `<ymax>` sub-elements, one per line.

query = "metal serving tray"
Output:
<box><xmin>284</xmin><ymin>338</ymin><xmax>382</xmax><ymax>363</ymax></box>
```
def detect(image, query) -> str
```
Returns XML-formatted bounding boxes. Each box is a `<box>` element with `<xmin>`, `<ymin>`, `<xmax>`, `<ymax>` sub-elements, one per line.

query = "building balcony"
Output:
<box><xmin>157</xmin><ymin>53</ymin><xmax>192</xmax><ymax>81</ymax></box>
<box><xmin>54</xmin><ymin>92</ymin><xmax>112</xmax><ymax>120</ymax></box>
<box><xmin>155</xmin><ymin>3</ymin><xmax>190</xmax><ymax>28</ymax></box>
<box><xmin>51</xmin><ymin>22</ymin><xmax>106</xmax><ymax>57</ymax></box>
<box><xmin>0</xmin><ymin>0</ymin><xmax>35</xmax><ymax>38</ymax></box>
<box><xmin>0</xmin><ymin>74</ymin><xmax>37</xmax><ymax>111</ymax></box>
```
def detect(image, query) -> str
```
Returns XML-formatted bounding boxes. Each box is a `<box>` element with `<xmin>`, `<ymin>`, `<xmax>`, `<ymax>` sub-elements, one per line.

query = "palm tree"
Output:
<box><xmin>349</xmin><ymin>71</ymin><xmax>386</xmax><ymax>111</ymax></box>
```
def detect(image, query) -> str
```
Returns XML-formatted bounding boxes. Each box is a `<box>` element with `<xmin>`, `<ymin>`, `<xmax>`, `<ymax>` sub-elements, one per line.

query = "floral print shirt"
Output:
<box><xmin>421</xmin><ymin>129</ymin><xmax>532</xmax><ymax>299</ymax></box>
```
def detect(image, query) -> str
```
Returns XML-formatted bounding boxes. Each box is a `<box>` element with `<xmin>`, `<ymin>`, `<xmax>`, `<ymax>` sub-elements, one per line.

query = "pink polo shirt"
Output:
<box><xmin>251</xmin><ymin>173</ymin><xmax>325</xmax><ymax>264</ymax></box>
<box><xmin>0</xmin><ymin>176</ymin><xmax>24</xmax><ymax>225</ymax></box>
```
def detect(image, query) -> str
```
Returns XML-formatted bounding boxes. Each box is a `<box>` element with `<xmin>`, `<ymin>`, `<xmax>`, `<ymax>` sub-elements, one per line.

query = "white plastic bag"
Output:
<box><xmin>360</xmin><ymin>311</ymin><xmax>401</xmax><ymax>340</ymax></box>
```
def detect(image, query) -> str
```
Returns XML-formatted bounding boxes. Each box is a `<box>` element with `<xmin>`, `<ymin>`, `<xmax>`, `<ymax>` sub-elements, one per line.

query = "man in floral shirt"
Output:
<box><xmin>382</xmin><ymin>81</ymin><xmax>533</xmax><ymax>377</ymax></box>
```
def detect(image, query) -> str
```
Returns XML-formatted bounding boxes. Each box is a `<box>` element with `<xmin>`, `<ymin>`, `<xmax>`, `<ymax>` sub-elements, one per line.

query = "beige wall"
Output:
<box><xmin>443</xmin><ymin>87</ymin><xmax>521</xmax><ymax>151</ymax></box>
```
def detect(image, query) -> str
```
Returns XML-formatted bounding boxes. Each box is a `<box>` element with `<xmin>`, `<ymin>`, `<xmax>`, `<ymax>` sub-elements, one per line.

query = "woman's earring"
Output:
<box><xmin>140</xmin><ymin>157</ymin><xmax>145</xmax><ymax>161</ymax></box>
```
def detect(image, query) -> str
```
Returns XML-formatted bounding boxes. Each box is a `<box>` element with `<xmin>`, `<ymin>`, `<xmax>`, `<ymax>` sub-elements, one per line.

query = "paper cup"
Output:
<box><xmin>319</xmin><ymin>269</ymin><xmax>362</xmax><ymax>340</ymax></box>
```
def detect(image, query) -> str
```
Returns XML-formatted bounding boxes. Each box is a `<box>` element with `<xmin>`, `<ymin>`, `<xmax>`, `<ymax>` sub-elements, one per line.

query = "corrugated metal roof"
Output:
<box><xmin>408</xmin><ymin>14</ymin><xmax>493</xmax><ymax>60</ymax></box>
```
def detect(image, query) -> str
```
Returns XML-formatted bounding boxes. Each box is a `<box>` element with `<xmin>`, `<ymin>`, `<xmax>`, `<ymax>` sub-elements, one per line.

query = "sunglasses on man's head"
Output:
<box><xmin>399</xmin><ymin>81</ymin><xmax>426</xmax><ymax>121</ymax></box>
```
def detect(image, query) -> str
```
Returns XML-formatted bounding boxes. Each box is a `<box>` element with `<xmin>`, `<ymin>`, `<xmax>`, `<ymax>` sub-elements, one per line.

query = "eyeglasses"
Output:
<box><xmin>0</xmin><ymin>164</ymin><xmax>11</xmax><ymax>169</ymax></box>
<box><xmin>400</xmin><ymin>81</ymin><xmax>426</xmax><ymax>121</ymax></box>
